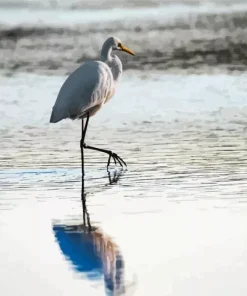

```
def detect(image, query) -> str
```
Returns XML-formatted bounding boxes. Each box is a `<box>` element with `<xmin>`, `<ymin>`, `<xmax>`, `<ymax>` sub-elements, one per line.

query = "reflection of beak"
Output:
<box><xmin>120</xmin><ymin>44</ymin><xmax>135</xmax><ymax>56</ymax></box>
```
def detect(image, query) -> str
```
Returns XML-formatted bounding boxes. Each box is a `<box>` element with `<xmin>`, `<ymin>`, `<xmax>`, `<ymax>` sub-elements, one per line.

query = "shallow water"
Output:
<box><xmin>1</xmin><ymin>70</ymin><xmax>247</xmax><ymax>295</ymax></box>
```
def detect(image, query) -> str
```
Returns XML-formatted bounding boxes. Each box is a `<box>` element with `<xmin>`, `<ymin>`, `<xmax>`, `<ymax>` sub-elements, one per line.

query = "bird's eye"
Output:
<box><xmin>118</xmin><ymin>42</ymin><xmax>121</xmax><ymax>48</ymax></box>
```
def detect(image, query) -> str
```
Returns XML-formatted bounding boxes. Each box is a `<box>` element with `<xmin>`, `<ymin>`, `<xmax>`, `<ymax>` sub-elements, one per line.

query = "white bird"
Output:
<box><xmin>50</xmin><ymin>36</ymin><xmax>135</xmax><ymax>170</ymax></box>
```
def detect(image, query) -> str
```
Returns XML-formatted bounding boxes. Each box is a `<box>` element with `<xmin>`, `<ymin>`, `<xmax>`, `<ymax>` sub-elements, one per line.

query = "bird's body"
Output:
<box><xmin>50</xmin><ymin>60</ymin><xmax>114</xmax><ymax>122</ymax></box>
<box><xmin>50</xmin><ymin>36</ymin><xmax>135</xmax><ymax>170</ymax></box>
<box><xmin>50</xmin><ymin>36</ymin><xmax>132</xmax><ymax>123</ymax></box>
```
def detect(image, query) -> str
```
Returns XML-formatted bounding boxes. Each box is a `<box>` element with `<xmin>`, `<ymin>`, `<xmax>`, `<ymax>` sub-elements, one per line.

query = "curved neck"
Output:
<box><xmin>101</xmin><ymin>43</ymin><xmax>122</xmax><ymax>83</ymax></box>
<box><xmin>101</xmin><ymin>41</ymin><xmax>113</xmax><ymax>63</ymax></box>
<box><xmin>109</xmin><ymin>56</ymin><xmax>122</xmax><ymax>83</ymax></box>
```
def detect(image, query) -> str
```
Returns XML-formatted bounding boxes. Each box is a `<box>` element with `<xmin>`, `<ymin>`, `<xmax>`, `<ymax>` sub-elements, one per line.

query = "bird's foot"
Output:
<box><xmin>107</xmin><ymin>151</ymin><xmax>127</xmax><ymax>170</ymax></box>
<box><xmin>82</xmin><ymin>143</ymin><xmax>127</xmax><ymax>170</ymax></box>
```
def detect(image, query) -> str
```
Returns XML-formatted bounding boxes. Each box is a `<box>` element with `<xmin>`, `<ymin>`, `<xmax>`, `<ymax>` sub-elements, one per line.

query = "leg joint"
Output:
<box><xmin>80</xmin><ymin>141</ymin><xmax>87</xmax><ymax>149</ymax></box>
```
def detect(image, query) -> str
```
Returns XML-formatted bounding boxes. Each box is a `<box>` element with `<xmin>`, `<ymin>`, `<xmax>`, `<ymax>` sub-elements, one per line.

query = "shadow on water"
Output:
<box><xmin>52</xmin><ymin>169</ymin><xmax>136</xmax><ymax>296</ymax></box>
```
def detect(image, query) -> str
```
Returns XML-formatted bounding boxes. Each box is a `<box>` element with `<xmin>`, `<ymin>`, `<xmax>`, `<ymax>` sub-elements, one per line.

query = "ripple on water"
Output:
<box><xmin>1</xmin><ymin>70</ymin><xmax>247</xmax><ymax>295</ymax></box>
<box><xmin>1</xmin><ymin>72</ymin><xmax>247</xmax><ymax>210</ymax></box>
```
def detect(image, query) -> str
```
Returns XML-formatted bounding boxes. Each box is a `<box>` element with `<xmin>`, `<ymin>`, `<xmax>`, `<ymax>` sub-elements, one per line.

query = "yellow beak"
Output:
<box><xmin>120</xmin><ymin>44</ymin><xmax>135</xmax><ymax>56</ymax></box>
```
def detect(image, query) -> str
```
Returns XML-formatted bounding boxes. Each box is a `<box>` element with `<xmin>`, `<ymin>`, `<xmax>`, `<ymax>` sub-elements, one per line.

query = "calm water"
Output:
<box><xmin>1</xmin><ymin>0</ymin><xmax>247</xmax><ymax>295</ymax></box>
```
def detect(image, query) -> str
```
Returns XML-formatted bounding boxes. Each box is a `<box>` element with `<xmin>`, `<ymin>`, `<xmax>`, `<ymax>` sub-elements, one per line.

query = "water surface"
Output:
<box><xmin>1</xmin><ymin>71</ymin><xmax>247</xmax><ymax>295</ymax></box>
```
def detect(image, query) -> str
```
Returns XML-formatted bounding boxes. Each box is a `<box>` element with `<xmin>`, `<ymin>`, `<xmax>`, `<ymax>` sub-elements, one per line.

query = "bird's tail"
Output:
<box><xmin>49</xmin><ymin>108</ymin><xmax>60</xmax><ymax>123</ymax></box>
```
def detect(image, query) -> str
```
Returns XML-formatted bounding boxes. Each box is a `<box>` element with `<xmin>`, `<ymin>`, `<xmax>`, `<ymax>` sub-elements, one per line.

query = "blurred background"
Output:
<box><xmin>1</xmin><ymin>1</ymin><xmax>247</xmax><ymax>296</ymax></box>
<box><xmin>1</xmin><ymin>0</ymin><xmax>247</xmax><ymax>74</ymax></box>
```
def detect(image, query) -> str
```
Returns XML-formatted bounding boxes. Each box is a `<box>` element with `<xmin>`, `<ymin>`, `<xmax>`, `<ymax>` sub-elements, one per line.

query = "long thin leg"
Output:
<box><xmin>80</xmin><ymin>114</ymin><xmax>90</xmax><ymax>225</ymax></box>
<box><xmin>80</xmin><ymin>113</ymin><xmax>90</xmax><ymax>177</ymax></box>
<box><xmin>81</xmin><ymin>118</ymin><xmax>86</xmax><ymax>224</ymax></box>
<box><xmin>82</xmin><ymin>113</ymin><xmax>90</xmax><ymax>143</ymax></box>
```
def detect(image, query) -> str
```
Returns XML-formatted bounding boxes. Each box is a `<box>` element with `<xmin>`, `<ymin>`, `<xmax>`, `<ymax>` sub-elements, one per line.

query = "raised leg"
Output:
<box><xmin>80</xmin><ymin>113</ymin><xmax>127</xmax><ymax>169</ymax></box>
<box><xmin>83</xmin><ymin>143</ymin><xmax>127</xmax><ymax>169</ymax></box>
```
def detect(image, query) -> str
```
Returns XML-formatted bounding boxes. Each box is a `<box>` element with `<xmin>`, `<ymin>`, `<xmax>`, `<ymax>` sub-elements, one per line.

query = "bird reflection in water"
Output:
<box><xmin>53</xmin><ymin>170</ymin><xmax>134</xmax><ymax>296</ymax></box>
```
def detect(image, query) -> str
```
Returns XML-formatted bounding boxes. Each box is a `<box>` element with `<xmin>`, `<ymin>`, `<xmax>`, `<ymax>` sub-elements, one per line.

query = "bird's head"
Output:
<box><xmin>104</xmin><ymin>36</ymin><xmax>135</xmax><ymax>56</ymax></box>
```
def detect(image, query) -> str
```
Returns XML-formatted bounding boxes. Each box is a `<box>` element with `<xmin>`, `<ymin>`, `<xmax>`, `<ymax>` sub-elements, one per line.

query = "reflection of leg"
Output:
<box><xmin>82</xmin><ymin>193</ymin><xmax>86</xmax><ymax>228</ymax></box>
<box><xmin>81</xmin><ymin>192</ymin><xmax>91</xmax><ymax>231</ymax></box>
<box><xmin>83</xmin><ymin>143</ymin><xmax>127</xmax><ymax>169</ymax></box>
<box><xmin>86</xmin><ymin>205</ymin><xmax>91</xmax><ymax>231</ymax></box>
<box><xmin>108</xmin><ymin>170</ymin><xmax>122</xmax><ymax>185</ymax></box>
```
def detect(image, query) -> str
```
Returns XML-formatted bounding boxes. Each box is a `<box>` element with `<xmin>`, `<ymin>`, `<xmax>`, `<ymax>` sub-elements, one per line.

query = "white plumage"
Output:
<box><xmin>50</xmin><ymin>36</ymin><xmax>135</xmax><ymax>123</ymax></box>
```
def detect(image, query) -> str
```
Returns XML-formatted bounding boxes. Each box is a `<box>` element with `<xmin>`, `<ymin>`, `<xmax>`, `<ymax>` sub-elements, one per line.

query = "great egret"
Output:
<box><xmin>50</xmin><ymin>36</ymin><xmax>135</xmax><ymax>172</ymax></box>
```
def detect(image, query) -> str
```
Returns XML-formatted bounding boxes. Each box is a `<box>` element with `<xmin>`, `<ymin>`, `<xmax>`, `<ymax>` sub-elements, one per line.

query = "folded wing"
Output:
<box><xmin>50</xmin><ymin>61</ymin><xmax>113</xmax><ymax>123</ymax></box>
